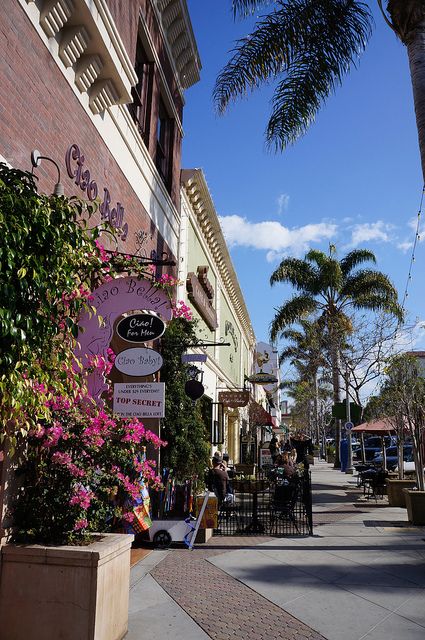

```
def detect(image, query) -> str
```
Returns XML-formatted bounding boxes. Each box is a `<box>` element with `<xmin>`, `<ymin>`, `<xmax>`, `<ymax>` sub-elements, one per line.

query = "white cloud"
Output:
<box><xmin>408</xmin><ymin>216</ymin><xmax>420</xmax><ymax>232</ymax></box>
<box><xmin>277</xmin><ymin>193</ymin><xmax>290</xmax><ymax>215</ymax></box>
<box><xmin>349</xmin><ymin>221</ymin><xmax>394</xmax><ymax>247</ymax></box>
<box><xmin>397</xmin><ymin>241</ymin><xmax>413</xmax><ymax>252</ymax></box>
<box><xmin>218</xmin><ymin>214</ymin><xmax>337</xmax><ymax>259</ymax></box>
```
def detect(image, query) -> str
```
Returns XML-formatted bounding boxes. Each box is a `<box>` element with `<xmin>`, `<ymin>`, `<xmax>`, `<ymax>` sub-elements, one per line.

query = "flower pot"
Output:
<box><xmin>403</xmin><ymin>489</ymin><xmax>425</xmax><ymax>525</ymax></box>
<box><xmin>0</xmin><ymin>532</ymin><xmax>133</xmax><ymax>640</ymax></box>
<box><xmin>386</xmin><ymin>479</ymin><xmax>417</xmax><ymax>507</ymax></box>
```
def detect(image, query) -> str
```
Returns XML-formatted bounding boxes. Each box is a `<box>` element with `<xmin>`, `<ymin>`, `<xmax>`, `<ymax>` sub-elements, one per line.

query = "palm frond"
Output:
<box><xmin>340</xmin><ymin>249</ymin><xmax>376</xmax><ymax>276</ymax></box>
<box><xmin>214</xmin><ymin>5</ymin><xmax>307</xmax><ymax>113</ymax></box>
<box><xmin>231</xmin><ymin>0</ymin><xmax>274</xmax><ymax>19</ymax></box>
<box><xmin>265</xmin><ymin>1</ymin><xmax>373</xmax><ymax>149</ymax></box>
<box><xmin>279</xmin><ymin>328</ymin><xmax>306</xmax><ymax>343</ymax></box>
<box><xmin>270</xmin><ymin>256</ymin><xmax>318</xmax><ymax>290</ymax></box>
<box><xmin>341</xmin><ymin>269</ymin><xmax>399</xmax><ymax>300</ymax></box>
<box><xmin>279</xmin><ymin>346</ymin><xmax>301</xmax><ymax>366</ymax></box>
<box><xmin>352</xmin><ymin>293</ymin><xmax>404</xmax><ymax>323</ymax></box>
<box><xmin>270</xmin><ymin>295</ymin><xmax>317</xmax><ymax>342</ymax></box>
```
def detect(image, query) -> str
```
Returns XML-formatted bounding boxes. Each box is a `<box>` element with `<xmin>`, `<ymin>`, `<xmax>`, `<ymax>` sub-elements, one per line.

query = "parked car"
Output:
<box><xmin>353</xmin><ymin>435</ymin><xmax>396</xmax><ymax>462</ymax></box>
<box><xmin>373</xmin><ymin>445</ymin><xmax>413</xmax><ymax>471</ymax></box>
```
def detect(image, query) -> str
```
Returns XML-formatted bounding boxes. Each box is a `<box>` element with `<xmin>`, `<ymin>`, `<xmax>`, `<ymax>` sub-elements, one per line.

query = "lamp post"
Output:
<box><xmin>345</xmin><ymin>363</ymin><xmax>354</xmax><ymax>474</ymax></box>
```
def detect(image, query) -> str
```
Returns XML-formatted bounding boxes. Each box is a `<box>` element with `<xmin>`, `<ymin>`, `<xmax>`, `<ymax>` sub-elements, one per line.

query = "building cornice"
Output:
<box><xmin>153</xmin><ymin>0</ymin><xmax>201</xmax><ymax>93</ymax></box>
<box><xmin>22</xmin><ymin>0</ymin><xmax>138</xmax><ymax>112</ymax></box>
<box><xmin>181</xmin><ymin>168</ymin><xmax>256</xmax><ymax>347</ymax></box>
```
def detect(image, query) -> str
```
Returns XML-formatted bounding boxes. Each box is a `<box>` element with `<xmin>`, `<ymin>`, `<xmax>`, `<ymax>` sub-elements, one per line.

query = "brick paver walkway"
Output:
<box><xmin>152</xmin><ymin>537</ymin><xmax>326</xmax><ymax>640</ymax></box>
<box><xmin>150</xmin><ymin>469</ymin><xmax>370</xmax><ymax>639</ymax></box>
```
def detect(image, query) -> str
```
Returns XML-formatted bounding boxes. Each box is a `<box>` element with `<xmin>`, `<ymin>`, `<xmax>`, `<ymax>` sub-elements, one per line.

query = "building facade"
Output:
<box><xmin>1</xmin><ymin>0</ymin><xmax>200</xmax><ymax>263</ymax></box>
<box><xmin>179</xmin><ymin>169</ymin><xmax>268</xmax><ymax>464</ymax></box>
<box><xmin>0</xmin><ymin>0</ymin><xmax>202</xmax><ymax>541</ymax></box>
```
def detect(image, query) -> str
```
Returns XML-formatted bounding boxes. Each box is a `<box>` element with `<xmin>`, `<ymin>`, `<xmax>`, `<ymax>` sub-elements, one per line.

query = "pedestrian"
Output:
<box><xmin>269</xmin><ymin>434</ymin><xmax>279</xmax><ymax>463</ymax></box>
<box><xmin>208</xmin><ymin>455</ymin><xmax>230</xmax><ymax>505</ymax></box>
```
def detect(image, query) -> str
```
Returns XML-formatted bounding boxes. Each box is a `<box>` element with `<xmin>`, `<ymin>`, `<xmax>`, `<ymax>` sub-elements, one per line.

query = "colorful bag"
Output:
<box><xmin>131</xmin><ymin>502</ymin><xmax>152</xmax><ymax>533</ymax></box>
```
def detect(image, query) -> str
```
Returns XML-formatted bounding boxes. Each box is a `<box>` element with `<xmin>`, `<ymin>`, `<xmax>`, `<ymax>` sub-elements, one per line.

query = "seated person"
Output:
<box><xmin>281</xmin><ymin>452</ymin><xmax>296</xmax><ymax>478</ymax></box>
<box><xmin>209</xmin><ymin>455</ymin><xmax>230</xmax><ymax>505</ymax></box>
<box><xmin>269</xmin><ymin>452</ymin><xmax>296</xmax><ymax>482</ymax></box>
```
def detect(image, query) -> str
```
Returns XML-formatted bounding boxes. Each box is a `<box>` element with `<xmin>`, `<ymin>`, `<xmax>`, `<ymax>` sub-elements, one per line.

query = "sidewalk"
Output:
<box><xmin>127</xmin><ymin>461</ymin><xmax>425</xmax><ymax>640</ymax></box>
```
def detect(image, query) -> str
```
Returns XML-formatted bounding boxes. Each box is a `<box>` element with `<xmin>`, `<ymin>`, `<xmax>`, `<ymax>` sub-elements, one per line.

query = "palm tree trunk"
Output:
<box><xmin>330</xmin><ymin>343</ymin><xmax>342</xmax><ymax>469</ymax></box>
<box><xmin>407</xmin><ymin>22</ymin><xmax>425</xmax><ymax>183</ymax></box>
<box><xmin>313</xmin><ymin>371</ymin><xmax>319</xmax><ymax>446</ymax></box>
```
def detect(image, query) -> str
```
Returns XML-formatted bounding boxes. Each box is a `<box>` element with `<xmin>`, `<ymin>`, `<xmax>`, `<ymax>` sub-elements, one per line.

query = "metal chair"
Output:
<box><xmin>269</xmin><ymin>479</ymin><xmax>300</xmax><ymax>534</ymax></box>
<box><xmin>363</xmin><ymin>469</ymin><xmax>388</xmax><ymax>501</ymax></box>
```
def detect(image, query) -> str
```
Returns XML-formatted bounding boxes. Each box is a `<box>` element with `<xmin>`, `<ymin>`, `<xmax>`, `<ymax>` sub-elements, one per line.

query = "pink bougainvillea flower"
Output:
<box><xmin>73</xmin><ymin>518</ymin><xmax>88</xmax><ymax>531</ymax></box>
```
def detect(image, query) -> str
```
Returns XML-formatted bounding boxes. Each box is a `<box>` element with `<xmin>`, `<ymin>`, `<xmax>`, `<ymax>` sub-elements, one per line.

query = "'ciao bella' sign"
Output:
<box><xmin>65</xmin><ymin>143</ymin><xmax>128</xmax><ymax>240</ymax></box>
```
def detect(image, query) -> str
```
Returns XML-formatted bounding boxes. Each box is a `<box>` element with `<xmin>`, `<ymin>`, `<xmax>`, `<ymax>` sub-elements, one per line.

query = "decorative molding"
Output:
<box><xmin>181</xmin><ymin>170</ymin><xmax>256</xmax><ymax>346</ymax></box>
<box><xmin>75</xmin><ymin>54</ymin><xmax>103</xmax><ymax>92</ymax></box>
<box><xmin>16</xmin><ymin>0</ymin><xmax>181</xmax><ymax>256</ymax></box>
<box><xmin>89</xmin><ymin>79</ymin><xmax>120</xmax><ymax>114</ymax></box>
<box><xmin>152</xmin><ymin>0</ymin><xmax>201</xmax><ymax>92</ymax></box>
<box><xmin>59</xmin><ymin>25</ymin><xmax>89</xmax><ymax>67</ymax></box>
<box><xmin>40</xmin><ymin>0</ymin><xmax>73</xmax><ymax>38</ymax></box>
<box><xmin>21</xmin><ymin>0</ymin><xmax>137</xmax><ymax>108</ymax></box>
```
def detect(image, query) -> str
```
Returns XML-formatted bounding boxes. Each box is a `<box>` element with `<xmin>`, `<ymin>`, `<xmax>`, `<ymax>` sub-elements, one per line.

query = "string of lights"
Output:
<box><xmin>400</xmin><ymin>184</ymin><xmax>425</xmax><ymax>320</ymax></box>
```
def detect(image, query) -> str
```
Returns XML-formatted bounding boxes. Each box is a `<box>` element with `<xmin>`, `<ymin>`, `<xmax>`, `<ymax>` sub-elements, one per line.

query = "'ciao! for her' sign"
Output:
<box><xmin>75</xmin><ymin>277</ymin><xmax>172</xmax><ymax>400</ymax></box>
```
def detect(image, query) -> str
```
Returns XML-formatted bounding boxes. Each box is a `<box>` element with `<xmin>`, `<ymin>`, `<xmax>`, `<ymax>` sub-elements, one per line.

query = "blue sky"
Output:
<box><xmin>183</xmin><ymin>1</ymin><xmax>425</xmax><ymax>355</ymax></box>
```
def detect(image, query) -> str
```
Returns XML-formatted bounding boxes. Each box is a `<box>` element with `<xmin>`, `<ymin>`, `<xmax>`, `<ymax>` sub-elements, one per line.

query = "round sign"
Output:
<box><xmin>184</xmin><ymin>379</ymin><xmax>205</xmax><ymax>401</ymax></box>
<box><xmin>345</xmin><ymin>421</ymin><xmax>354</xmax><ymax>430</ymax></box>
<box><xmin>114</xmin><ymin>347</ymin><xmax>163</xmax><ymax>377</ymax></box>
<box><xmin>116</xmin><ymin>313</ymin><xmax>166</xmax><ymax>343</ymax></box>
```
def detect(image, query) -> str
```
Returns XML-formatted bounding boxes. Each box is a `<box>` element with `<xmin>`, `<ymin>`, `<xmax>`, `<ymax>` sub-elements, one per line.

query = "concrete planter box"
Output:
<box><xmin>403</xmin><ymin>489</ymin><xmax>425</xmax><ymax>525</ymax></box>
<box><xmin>386</xmin><ymin>479</ymin><xmax>417</xmax><ymax>507</ymax></box>
<box><xmin>0</xmin><ymin>532</ymin><xmax>133</xmax><ymax>640</ymax></box>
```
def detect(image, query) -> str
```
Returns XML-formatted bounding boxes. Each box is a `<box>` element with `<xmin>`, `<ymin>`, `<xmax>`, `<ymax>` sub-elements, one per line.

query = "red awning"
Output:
<box><xmin>249</xmin><ymin>400</ymin><xmax>274</xmax><ymax>427</ymax></box>
<box><xmin>351</xmin><ymin>419</ymin><xmax>395</xmax><ymax>434</ymax></box>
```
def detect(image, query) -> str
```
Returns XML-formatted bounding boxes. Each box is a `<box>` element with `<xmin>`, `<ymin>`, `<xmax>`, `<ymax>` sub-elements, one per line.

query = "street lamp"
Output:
<box><xmin>31</xmin><ymin>150</ymin><xmax>64</xmax><ymax>196</ymax></box>
<box><xmin>345</xmin><ymin>363</ymin><xmax>354</xmax><ymax>474</ymax></box>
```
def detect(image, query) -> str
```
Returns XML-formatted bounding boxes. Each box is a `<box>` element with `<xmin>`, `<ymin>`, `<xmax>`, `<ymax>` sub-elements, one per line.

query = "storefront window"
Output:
<box><xmin>129</xmin><ymin>40</ymin><xmax>153</xmax><ymax>146</ymax></box>
<box><xmin>156</xmin><ymin>98</ymin><xmax>174</xmax><ymax>190</ymax></box>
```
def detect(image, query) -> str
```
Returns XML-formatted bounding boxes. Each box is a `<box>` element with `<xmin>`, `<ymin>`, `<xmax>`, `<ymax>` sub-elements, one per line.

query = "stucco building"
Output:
<box><xmin>179</xmin><ymin>169</ymin><xmax>268</xmax><ymax>464</ymax></box>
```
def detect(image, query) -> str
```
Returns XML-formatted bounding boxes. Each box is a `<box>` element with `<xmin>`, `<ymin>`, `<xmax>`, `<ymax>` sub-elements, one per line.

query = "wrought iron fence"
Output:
<box><xmin>214</xmin><ymin>471</ymin><xmax>313</xmax><ymax>537</ymax></box>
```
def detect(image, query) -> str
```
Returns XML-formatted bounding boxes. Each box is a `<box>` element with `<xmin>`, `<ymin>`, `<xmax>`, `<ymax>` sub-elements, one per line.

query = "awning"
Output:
<box><xmin>249</xmin><ymin>400</ymin><xmax>274</xmax><ymax>427</ymax></box>
<box><xmin>351</xmin><ymin>419</ymin><xmax>395</xmax><ymax>434</ymax></box>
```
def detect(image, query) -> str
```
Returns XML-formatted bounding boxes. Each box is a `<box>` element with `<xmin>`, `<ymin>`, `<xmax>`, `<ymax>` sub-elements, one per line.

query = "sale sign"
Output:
<box><xmin>113</xmin><ymin>382</ymin><xmax>165</xmax><ymax>418</ymax></box>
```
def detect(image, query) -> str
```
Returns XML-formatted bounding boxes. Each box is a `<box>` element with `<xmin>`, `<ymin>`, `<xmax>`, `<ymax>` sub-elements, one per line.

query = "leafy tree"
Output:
<box><xmin>269</xmin><ymin>246</ymin><xmax>403</xmax><ymax>465</ymax></box>
<box><xmin>215</xmin><ymin>1</ymin><xmax>425</xmax><ymax>180</ymax></box>
<box><xmin>371</xmin><ymin>353</ymin><xmax>425</xmax><ymax>487</ymax></box>
<box><xmin>159</xmin><ymin>318</ymin><xmax>211</xmax><ymax>480</ymax></box>
<box><xmin>0</xmin><ymin>163</ymin><xmax>146</xmax><ymax>453</ymax></box>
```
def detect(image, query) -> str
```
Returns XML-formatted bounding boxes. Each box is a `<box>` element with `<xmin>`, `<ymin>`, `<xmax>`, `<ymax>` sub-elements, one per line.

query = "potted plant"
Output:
<box><xmin>0</xmin><ymin>164</ymin><xmax>166</xmax><ymax>639</ymax></box>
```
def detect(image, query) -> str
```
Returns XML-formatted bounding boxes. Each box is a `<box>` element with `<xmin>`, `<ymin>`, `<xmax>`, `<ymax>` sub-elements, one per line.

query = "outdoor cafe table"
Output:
<box><xmin>233</xmin><ymin>479</ymin><xmax>269</xmax><ymax>534</ymax></box>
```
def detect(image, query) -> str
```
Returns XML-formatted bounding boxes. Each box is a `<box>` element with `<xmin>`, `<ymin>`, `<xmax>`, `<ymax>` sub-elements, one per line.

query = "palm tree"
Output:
<box><xmin>279</xmin><ymin>318</ymin><xmax>328</xmax><ymax>443</ymax></box>
<box><xmin>214</xmin><ymin>1</ymin><xmax>425</xmax><ymax>180</ymax></box>
<box><xmin>269</xmin><ymin>246</ymin><xmax>403</xmax><ymax>466</ymax></box>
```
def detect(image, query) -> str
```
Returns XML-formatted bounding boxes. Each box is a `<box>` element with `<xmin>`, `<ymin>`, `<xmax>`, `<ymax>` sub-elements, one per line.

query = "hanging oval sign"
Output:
<box><xmin>116</xmin><ymin>313</ymin><xmax>166</xmax><ymax>343</ymax></box>
<box><xmin>114</xmin><ymin>347</ymin><xmax>163</xmax><ymax>377</ymax></box>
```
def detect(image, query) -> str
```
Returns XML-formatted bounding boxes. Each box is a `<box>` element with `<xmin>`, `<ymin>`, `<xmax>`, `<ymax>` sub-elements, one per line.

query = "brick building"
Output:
<box><xmin>0</xmin><ymin>0</ymin><xmax>200</xmax><ymax>262</ymax></box>
<box><xmin>0</xmin><ymin>0</ymin><xmax>201</xmax><ymax>545</ymax></box>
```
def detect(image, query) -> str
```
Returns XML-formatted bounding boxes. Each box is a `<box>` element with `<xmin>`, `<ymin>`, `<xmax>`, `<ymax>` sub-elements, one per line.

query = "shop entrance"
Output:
<box><xmin>214</xmin><ymin>471</ymin><xmax>313</xmax><ymax>537</ymax></box>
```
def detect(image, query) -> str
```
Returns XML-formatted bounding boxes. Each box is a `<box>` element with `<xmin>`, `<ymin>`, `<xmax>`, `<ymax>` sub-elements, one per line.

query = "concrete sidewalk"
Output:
<box><xmin>128</xmin><ymin>461</ymin><xmax>425</xmax><ymax>640</ymax></box>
